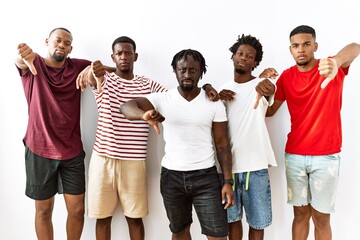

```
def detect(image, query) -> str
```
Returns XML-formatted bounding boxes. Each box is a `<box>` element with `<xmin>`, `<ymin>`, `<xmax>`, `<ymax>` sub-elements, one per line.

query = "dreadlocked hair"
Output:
<box><xmin>229</xmin><ymin>34</ymin><xmax>263</xmax><ymax>70</ymax></box>
<box><xmin>171</xmin><ymin>49</ymin><xmax>207</xmax><ymax>79</ymax></box>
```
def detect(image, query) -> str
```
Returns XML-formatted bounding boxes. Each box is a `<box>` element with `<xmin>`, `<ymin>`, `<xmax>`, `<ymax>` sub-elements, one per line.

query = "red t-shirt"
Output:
<box><xmin>19</xmin><ymin>54</ymin><xmax>91</xmax><ymax>160</ymax></box>
<box><xmin>275</xmin><ymin>59</ymin><xmax>349</xmax><ymax>155</ymax></box>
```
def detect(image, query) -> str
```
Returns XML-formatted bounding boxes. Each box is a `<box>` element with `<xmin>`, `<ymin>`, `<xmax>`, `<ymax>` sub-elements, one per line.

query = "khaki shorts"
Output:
<box><xmin>87</xmin><ymin>152</ymin><xmax>148</xmax><ymax>219</ymax></box>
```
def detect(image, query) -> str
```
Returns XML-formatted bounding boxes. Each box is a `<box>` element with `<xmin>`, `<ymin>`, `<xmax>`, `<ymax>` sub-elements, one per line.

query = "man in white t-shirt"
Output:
<box><xmin>120</xmin><ymin>49</ymin><xmax>234</xmax><ymax>240</ymax></box>
<box><xmin>218</xmin><ymin>34</ymin><xmax>277</xmax><ymax>240</ymax></box>
<box><xmin>76</xmin><ymin>39</ymin><xmax>222</xmax><ymax>240</ymax></box>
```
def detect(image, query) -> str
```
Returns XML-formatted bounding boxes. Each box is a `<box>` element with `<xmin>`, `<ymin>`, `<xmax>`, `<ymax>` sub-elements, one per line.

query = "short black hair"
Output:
<box><xmin>112</xmin><ymin>36</ymin><xmax>136</xmax><ymax>52</ymax></box>
<box><xmin>171</xmin><ymin>49</ymin><xmax>207</xmax><ymax>79</ymax></box>
<box><xmin>49</xmin><ymin>27</ymin><xmax>72</xmax><ymax>37</ymax></box>
<box><xmin>290</xmin><ymin>25</ymin><xmax>316</xmax><ymax>39</ymax></box>
<box><xmin>229</xmin><ymin>34</ymin><xmax>263</xmax><ymax>70</ymax></box>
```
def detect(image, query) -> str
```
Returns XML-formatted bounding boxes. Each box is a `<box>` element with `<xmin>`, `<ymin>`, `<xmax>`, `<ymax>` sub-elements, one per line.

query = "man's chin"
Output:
<box><xmin>296</xmin><ymin>60</ymin><xmax>309</xmax><ymax>67</ymax></box>
<box><xmin>180</xmin><ymin>85</ymin><xmax>193</xmax><ymax>92</ymax></box>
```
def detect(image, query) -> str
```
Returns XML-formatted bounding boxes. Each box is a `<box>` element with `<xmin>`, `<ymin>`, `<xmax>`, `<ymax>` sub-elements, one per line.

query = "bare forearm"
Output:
<box><xmin>335</xmin><ymin>42</ymin><xmax>360</xmax><ymax>68</ymax></box>
<box><xmin>104</xmin><ymin>66</ymin><xmax>116</xmax><ymax>73</ymax></box>
<box><xmin>216</xmin><ymin>145</ymin><xmax>232</xmax><ymax>179</ymax></box>
<box><xmin>120</xmin><ymin>100</ymin><xmax>145</xmax><ymax>120</ymax></box>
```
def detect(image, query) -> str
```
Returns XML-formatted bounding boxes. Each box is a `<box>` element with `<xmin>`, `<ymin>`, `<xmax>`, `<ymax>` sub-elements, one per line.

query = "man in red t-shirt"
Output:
<box><xmin>265</xmin><ymin>25</ymin><xmax>360</xmax><ymax>240</ymax></box>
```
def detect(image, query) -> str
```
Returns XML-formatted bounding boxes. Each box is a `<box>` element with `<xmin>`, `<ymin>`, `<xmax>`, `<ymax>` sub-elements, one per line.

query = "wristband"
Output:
<box><xmin>224</xmin><ymin>178</ymin><xmax>234</xmax><ymax>186</ymax></box>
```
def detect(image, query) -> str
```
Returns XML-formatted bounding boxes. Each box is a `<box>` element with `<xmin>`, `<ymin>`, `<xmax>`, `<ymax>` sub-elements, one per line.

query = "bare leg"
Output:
<box><xmin>173</xmin><ymin>225</ymin><xmax>191</xmax><ymax>240</ymax></box>
<box><xmin>64</xmin><ymin>193</ymin><xmax>85</xmax><ymax>240</ymax></box>
<box><xmin>249</xmin><ymin>227</ymin><xmax>264</xmax><ymax>240</ymax></box>
<box><xmin>35</xmin><ymin>197</ymin><xmax>55</xmax><ymax>240</ymax></box>
<box><xmin>228</xmin><ymin>221</ymin><xmax>243</xmax><ymax>240</ymax></box>
<box><xmin>125</xmin><ymin>216</ymin><xmax>145</xmax><ymax>240</ymax></box>
<box><xmin>292</xmin><ymin>205</ymin><xmax>312</xmax><ymax>240</ymax></box>
<box><xmin>96</xmin><ymin>217</ymin><xmax>112</xmax><ymax>240</ymax></box>
<box><xmin>311</xmin><ymin>207</ymin><xmax>331</xmax><ymax>240</ymax></box>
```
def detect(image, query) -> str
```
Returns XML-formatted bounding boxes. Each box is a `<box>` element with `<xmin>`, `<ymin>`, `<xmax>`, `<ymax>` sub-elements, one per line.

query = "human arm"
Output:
<box><xmin>212</xmin><ymin>121</ymin><xmax>234</xmax><ymax>209</ymax></box>
<box><xmin>253</xmin><ymin>68</ymin><xmax>278</xmax><ymax>109</ymax></box>
<box><xmin>319</xmin><ymin>42</ymin><xmax>360</xmax><ymax>88</ymax></box>
<box><xmin>120</xmin><ymin>98</ymin><xmax>164</xmax><ymax>134</ymax></box>
<box><xmin>333</xmin><ymin>42</ymin><xmax>360</xmax><ymax>68</ymax></box>
<box><xmin>15</xmin><ymin>43</ymin><xmax>37</xmax><ymax>75</ymax></box>
<box><xmin>253</xmin><ymin>78</ymin><xmax>276</xmax><ymax>109</ymax></box>
<box><xmin>259</xmin><ymin>67</ymin><xmax>278</xmax><ymax>79</ymax></box>
<box><xmin>202</xmin><ymin>83</ymin><xmax>220</xmax><ymax>101</ymax></box>
<box><xmin>76</xmin><ymin>60</ymin><xmax>115</xmax><ymax>92</ymax></box>
<box><xmin>219</xmin><ymin>89</ymin><xmax>236</xmax><ymax>101</ymax></box>
<box><xmin>265</xmin><ymin>99</ymin><xmax>283</xmax><ymax>117</ymax></box>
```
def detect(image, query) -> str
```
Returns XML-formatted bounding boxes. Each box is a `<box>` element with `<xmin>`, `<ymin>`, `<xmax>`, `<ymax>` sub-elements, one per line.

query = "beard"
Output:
<box><xmin>235</xmin><ymin>68</ymin><xmax>245</xmax><ymax>75</ymax></box>
<box><xmin>179</xmin><ymin>84</ymin><xmax>193</xmax><ymax>92</ymax></box>
<box><xmin>119</xmin><ymin>68</ymin><xmax>130</xmax><ymax>74</ymax></box>
<box><xmin>53</xmin><ymin>53</ymin><xmax>65</xmax><ymax>62</ymax></box>
<box><xmin>296</xmin><ymin>60</ymin><xmax>310</xmax><ymax>67</ymax></box>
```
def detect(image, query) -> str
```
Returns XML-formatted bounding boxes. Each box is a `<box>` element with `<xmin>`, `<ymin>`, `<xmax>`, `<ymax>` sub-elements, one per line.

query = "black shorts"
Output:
<box><xmin>160</xmin><ymin>166</ymin><xmax>228</xmax><ymax>237</ymax></box>
<box><xmin>25</xmin><ymin>146</ymin><xmax>86</xmax><ymax>200</ymax></box>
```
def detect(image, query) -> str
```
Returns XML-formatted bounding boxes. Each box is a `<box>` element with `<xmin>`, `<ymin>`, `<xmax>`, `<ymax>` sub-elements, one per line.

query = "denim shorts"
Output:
<box><xmin>160</xmin><ymin>166</ymin><xmax>228</xmax><ymax>238</ymax></box>
<box><xmin>25</xmin><ymin>146</ymin><xmax>86</xmax><ymax>200</ymax></box>
<box><xmin>285</xmin><ymin>153</ymin><xmax>340</xmax><ymax>214</ymax></box>
<box><xmin>226</xmin><ymin>169</ymin><xmax>272</xmax><ymax>229</ymax></box>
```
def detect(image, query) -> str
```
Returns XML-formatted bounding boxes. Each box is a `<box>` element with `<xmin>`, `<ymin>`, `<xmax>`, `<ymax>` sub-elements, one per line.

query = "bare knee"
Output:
<box><xmin>64</xmin><ymin>194</ymin><xmax>85</xmax><ymax>218</ymax></box>
<box><xmin>35</xmin><ymin>199</ymin><xmax>54</xmax><ymax>221</ymax></box>
<box><xmin>125</xmin><ymin>216</ymin><xmax>143</xmax><ymax>227</ymax></box>
<box><xmin>97</xmin><ymin>217</ymin><xmax>112</xmax><ymax>227</ymax></box>
<box><xmin>173</xmin><ymin>225</ymin><xmax>191</xmax><ymax>240</ymax></box>
<box><xmin>293</xmin><ymin>205</ymin><xmax>312</xmax><ymax>222</ymax></box>
<box><xmin>312</xmin><ymin>208</ymin><xmax>331</xmax><ymax>228</ymax></box>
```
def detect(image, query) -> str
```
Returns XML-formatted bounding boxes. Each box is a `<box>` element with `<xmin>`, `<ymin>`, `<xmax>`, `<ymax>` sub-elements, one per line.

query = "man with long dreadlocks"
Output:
<box><xmin>120</xmin><ymin>49</ymin><xmax>234</xmax><ymax>240</ymax></box>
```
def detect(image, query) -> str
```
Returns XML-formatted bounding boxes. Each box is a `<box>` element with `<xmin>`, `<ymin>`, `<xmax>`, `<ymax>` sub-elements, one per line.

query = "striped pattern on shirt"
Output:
<box><xmin>92</xmin><ymin>72</ymin><xmax>166</xmax><ymax>160</ymax></box>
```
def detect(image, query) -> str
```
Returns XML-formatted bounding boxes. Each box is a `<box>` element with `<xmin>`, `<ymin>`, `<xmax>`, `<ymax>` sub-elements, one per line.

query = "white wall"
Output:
<box><xmin>1</xmin><ymin>0</ymin><xmax>359</xmax><ymax>239</ymax></box>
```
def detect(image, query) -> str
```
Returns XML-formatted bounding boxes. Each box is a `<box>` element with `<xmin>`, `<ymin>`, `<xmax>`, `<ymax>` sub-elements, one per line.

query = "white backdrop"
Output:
<box><xmin>1</xmin><ymin>0</ymin><xmax>359</xmax><ymax>239</ymax></box>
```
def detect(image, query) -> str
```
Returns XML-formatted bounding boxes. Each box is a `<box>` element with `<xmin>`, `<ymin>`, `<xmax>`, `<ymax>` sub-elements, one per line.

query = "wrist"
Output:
<box><xmin>202</xmin><ymin>83</ymin><xmax>211</xmax><ymax>90</ymax></box>
<box><xmin>224</xmin><ymin>178</ymin><xmax>234</xmax><ymax>186</ymax></box>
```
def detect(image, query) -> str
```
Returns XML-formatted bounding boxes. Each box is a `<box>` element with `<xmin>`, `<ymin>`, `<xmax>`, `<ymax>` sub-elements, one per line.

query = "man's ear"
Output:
<box><xmin>314</xmin><ymin>42</ymin><xmax>318</xmax><ymax>52</ymax></box>
<box><xmin>134</xmin><ymin>53</ymin><xmax>138</xmax><ymax>62</ymax></box>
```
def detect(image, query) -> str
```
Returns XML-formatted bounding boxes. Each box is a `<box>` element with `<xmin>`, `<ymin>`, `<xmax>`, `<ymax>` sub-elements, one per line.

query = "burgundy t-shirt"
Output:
<box><xmin>19</xmin><ymin>54</ymin><xmax>91</xmax><ymax>160</ymax></box>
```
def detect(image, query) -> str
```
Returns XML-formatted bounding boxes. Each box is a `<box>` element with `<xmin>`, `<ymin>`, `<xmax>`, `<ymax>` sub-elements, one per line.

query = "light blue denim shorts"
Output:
<box><xmin>226</xmin><ymin>169</ymin><xmax>272</xmax><ymax>229</ymax></box>
<box><xmin>285</xmin><ymin>153</ymin><xmax>340</xmax><ymax>214</ymax></box>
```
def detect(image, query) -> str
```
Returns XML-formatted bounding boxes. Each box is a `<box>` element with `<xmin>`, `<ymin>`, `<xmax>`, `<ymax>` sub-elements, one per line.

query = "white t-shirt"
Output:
<box><xmin>220</xmin><ymin>78</ymin><xmax>277</xmax><ymax>173</ymax></box>
<box><xmin>146</xmin><ymin>88</ymin><xmax>227</xmax><ymax>171</ymax></box>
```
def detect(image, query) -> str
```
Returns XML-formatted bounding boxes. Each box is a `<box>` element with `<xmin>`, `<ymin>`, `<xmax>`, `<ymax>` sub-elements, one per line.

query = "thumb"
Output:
<box><xmin>24</xmin><ymin>59</ymin><xmax>37</xmax><ymax>75</ymax></box>
<box><xmin>96</xmin><ymin>79</ymin><xmax>103</xmax><ymax>93</ymax></box>
<box><xmin>153</xmin><ymin>123</ymin><xmax>161</xmax><ymax>134</ymax></box>
<box><xmin>320</xmin><ymin>77</ymin><xmax>332</xmax><ymax>89</ymax></box>
<box><xmin>320</xmin><ymin>58</ymin><xmax>338</xmax><ymax>89</ymax></box>
<box><xmin>253</xmin><ymin>92</ymin><xmax>262</xmax><ymax>109</ymax></box>
<box><xmin>91</xmin><ymin>65</ymin><xmax>103</xmax><ymax>93</ymax></box>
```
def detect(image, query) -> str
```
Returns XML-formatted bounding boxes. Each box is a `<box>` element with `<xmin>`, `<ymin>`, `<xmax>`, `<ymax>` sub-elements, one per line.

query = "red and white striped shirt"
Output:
<box><xmin>92</xmin><ymin>72</ymin><xmax>166</xmax><ymax>160</ymax></box>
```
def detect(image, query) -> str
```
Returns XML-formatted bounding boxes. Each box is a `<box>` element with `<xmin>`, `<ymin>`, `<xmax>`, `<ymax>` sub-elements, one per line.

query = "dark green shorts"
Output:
<box><xmin>25</xmin><ymin>146</ymin><xmax>86</xmax><ymax>200</ymax></box>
